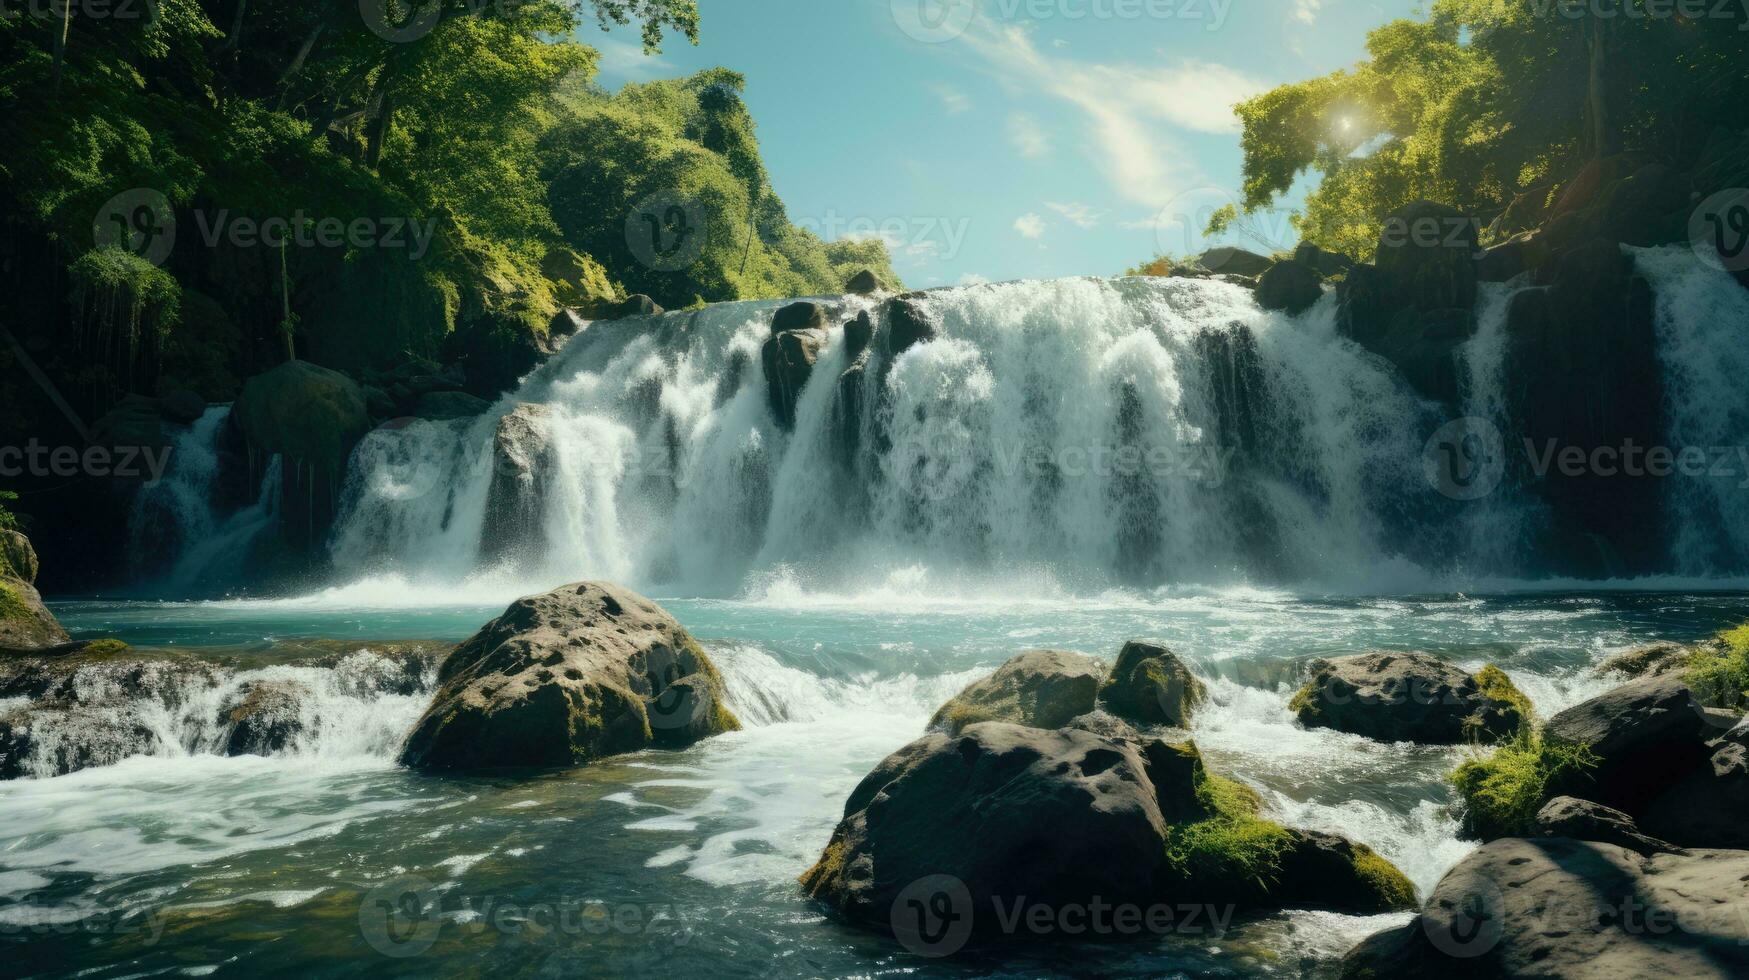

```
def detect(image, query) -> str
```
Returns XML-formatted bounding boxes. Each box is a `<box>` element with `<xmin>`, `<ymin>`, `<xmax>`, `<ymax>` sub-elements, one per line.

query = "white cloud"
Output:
<box><xmin>958</xmin><ymin>273</ymin><xmax>991</xmax><ymax>286</ymax></box>
<box><xmin>935</xmin><ymin>85</ymin><xmax>973</xmax><ymax>115</ymax></box>
<box><xmin>1014</xmin><ymin>213</ymin><xmax>1046</xmax><ymax>240</ymax></box>
<box><xmin>1292</xmin><ymin>0</ymin><xmax>1323</xmax><ymax>25</ymax></box>
<box><xmin>958</xmin><ymin>24</ymin><xmax>1267</xmax><ymax>207</ymax></box>
<box><xmin>1046</xmin><ymin>202</ymin><xmax>1107</xmax><ymax>229</ymax></box>
<box><xmin>1008</xmin><ymin>113</ymin><xmax>1051</xmax><ymax>158</ymax></box>
<box><xmin>590</xmin><ymin>38</ymin><xmax>670</xmax><ymax>82</ymax></box>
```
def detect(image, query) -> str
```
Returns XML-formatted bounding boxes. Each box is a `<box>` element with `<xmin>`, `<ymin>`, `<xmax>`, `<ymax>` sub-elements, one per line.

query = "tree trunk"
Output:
<box><xmin>51</xmin><ymin>0</ymin><xmax>72</xmax><ymax>91</ymax></box>
<box><xmin>1585</xmin><ymin>8</ymin><xmax>1621</xmax><ymax>158</ymax></box>
<box><xmin>275</xmin><ymin>22</ymin><xmax>325</xmax><ymax>107</ymax></box>
<box><xmin>221</xmin><ymin>0</ymin><xmax>250</xmax><ymax>54</ymax></box>
<box><xmin>365</xmin><ymin>90</ymin><xmax>395</xmax><ymax>171</ymax></box>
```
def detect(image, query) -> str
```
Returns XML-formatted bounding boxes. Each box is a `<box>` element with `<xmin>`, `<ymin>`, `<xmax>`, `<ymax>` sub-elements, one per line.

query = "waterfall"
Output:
<box><xmin>329</xmin><ymin>261</ymin><xmax>1749</xmax><ymax>596</ymax></box>
<box><xmin>129</xmin><ymin>406</ymin><xmax>282</xmax><ymax>593</ymax></box>
<box><xmin>1634</xmin><ymin>246</ymin><xmax>1749</xmax><ymax>574</ymax></box>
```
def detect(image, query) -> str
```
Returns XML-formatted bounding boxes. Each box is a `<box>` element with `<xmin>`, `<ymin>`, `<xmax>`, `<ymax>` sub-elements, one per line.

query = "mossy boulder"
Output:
<box><xmin>927</xmin><ymin>650</ymin><xmax>1104</xmax><ymax>735</ymax></box>
<box><xmin>0</xmin><ymin>532</ymin><xmax>70</xmax><ymax>654</ymax></box>
<box><xmin>801</xmin><ymin>724</ymin><xmax>1414</xmax><ymax>945</ymax></box>
<box><xmin>1</xmin><ymin>530</ymin><xmax>39</xmax><ymax>585</ymax></box>
<box><xmin>1098</xmin><ymin>640</ymin><xmax>1206</xmax><ymax>728</ymax></box>
<box><xmin>221</xmin><ymin>681</ymin><xmax>308</xmax><ymax>756</ymax></box>
<box><xmin>400</xmin><ymin>582</ymin><xmax>740</xmax><ymax>772</ymax></box>
<box><xmin>1292</xmin><ymin>653</ymin><xmax>1530</xmax><ymax>745</ymax></box>
<box><xmin>1256</xmin><ymin>259</ymin><xmax>1324</xmax><ymax>314</ymax></box>
<box><xmin>233</xmin><ymin>361</ymin><xmax>371</xmax><ymax>474</ymax></box>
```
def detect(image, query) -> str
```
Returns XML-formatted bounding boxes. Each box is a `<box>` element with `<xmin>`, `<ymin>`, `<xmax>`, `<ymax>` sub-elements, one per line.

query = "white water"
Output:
<box><xmin>331</xmin><ymin>277</ymin><xmax>1460</xmax><ymax>597</ymax></box>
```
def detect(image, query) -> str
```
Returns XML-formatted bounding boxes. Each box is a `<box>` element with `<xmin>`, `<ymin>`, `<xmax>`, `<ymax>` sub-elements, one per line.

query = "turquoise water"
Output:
<box><xmin>4</xmin><ymin>587</ymin><xmax>1747</xmax><ymax>977</ymax></box>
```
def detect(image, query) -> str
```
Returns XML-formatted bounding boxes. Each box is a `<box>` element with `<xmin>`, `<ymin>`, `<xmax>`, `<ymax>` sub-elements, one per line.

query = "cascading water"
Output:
<box><xmin>333</xmin><ymin>276</ymin><xmax>1468</xmax><ymax>596</ymax></box>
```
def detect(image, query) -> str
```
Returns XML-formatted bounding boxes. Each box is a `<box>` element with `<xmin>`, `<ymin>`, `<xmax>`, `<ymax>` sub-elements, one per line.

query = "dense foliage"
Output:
<box><xmin>1225</xmin><ymin>0</ymin><xmax>1749</xmax><ymax>259</ymax></box>
<box><xmin>0</xmin><ymin>0</ymin><xmax>895</xmax><ymax>403</ymax></box>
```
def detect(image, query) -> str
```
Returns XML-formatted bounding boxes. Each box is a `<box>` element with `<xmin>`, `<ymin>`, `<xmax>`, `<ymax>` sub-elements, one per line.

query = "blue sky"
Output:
<box><xmin>587</xmin><ymin>0</ymin><xmax>1423</xmax><ymax>287</ymax></box>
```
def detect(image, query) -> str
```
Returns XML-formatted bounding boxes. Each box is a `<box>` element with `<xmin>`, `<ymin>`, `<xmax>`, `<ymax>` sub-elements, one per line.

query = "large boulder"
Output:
<box><xmin>1532</xmin><ymin>796</ymin><xmax>1678</xmax><ymax>855</ymax></box>
<box><xmin>413</xmin><ymin>391</ymin><xmax>491</xmax><ymax>421</ymax></box>
<box><xmin>761</xmin><ymin>307</ymin><xmax>829</xmax><ymax>431</ymax></box>
<box><xmin>399</xmin><ymin>582</ymin><xmax>740</xmax><ymax>772</ymax></box>
<box><xmin>802</xmin><ymin>725</ymin><xmax>1414</xmax><ymax>946</ymax></box>
<box><xmin>235</xmin><ymin>361</ymin><xmax>372</xmax><ymax>475</ymax></box>
<box><xmin>1637</xmin><ymin>721</ymin><xmax>1749</xmax><ymax>849</ymax></box>
<box><xmin>845</xmin><ymin>269</ymin><xmax>887</xmax><ymax>296</ymax></box>
<box><xmin>480</xmin><ymin>405</ymin><xmax>557</xmax><ymax>565</ymax></box>
<box><xmin>0</xmin><ymin>532</ymin><xmax>69</xmax><ymax>654</ymax></box>
<box><xmin>1371</xmin><ymin>307</ymin><xmax>1474</xmax><ymax>404</ymax></box>
<box><xmin>1292</xmin><ymin>653</ymin><xmax>1529</xmax><ymax>745</ymax></box>
<box><xmin>927</xmin><ymin>650</ymin><xmax>1104</xmax><ymax>735</ymax></box>
<box><xmin>1543</xmin><ymin>675</ymin><xmax>1711</xmax><ymax>814</ymax></box>
<box><xmin>1098</xmin><ymin>641</ymin><xmax>1206</xmax><ymax>728</ymax></box>
<box><xmin>1</xmin><ymin>530</ymin><xmax>39</xmax><ymax>584</ymax></box>
<box><xmin>1340</xmin><ymin>838</ymin><xmax>1749</xmax><ymax>978</ymax></box>
<box><xmin>1255</xmin><ymin>259</ymin><xmax>1324</xmax><ymax>314</ymax></box>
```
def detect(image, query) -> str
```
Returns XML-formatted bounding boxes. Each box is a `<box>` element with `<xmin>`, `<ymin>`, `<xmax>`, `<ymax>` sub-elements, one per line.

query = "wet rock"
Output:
<box><xmin>882</xmin><ymin>293</ymin><xmax>938</xmax><ymax>357</ymax></box>
<box><xmin>0</xmin><ymin>701</ymin><xmax>157</xmax><ymax>780</ymax></box>
<box><xmin>1</xmin><ymin>530</ymin><xmax>40</xmax><ymax>585</ymax></box>
<box><xmin>802</xmin><ymin>725</ymin><xmax>1415</xmax><ymax>942</ymax></box>
<box><xmin>221</xmin><ymin>681</ymin><xmax>307</xmax><ymax>756</ymax></box>
<box><xmin>761</xmin><ymin>323</ymin><xmax>828</xmax><ymax>431</ymax></box>
<box><xmin>842</xmin><ymin>310</ymin><xmax>875</xmax><ymax>359</ymax></box>
<box><xmin>481</xmin><ymin>405</ymin><xmax>556</xmax><ymax>565</ymax></box>
<box><xmin>771</xmin><ymin>301</ymin><xmax>828</xmax><ymax>335</ymax></box>
<box><xmin>927</xmin><ymin>650</ymin><xmax>1104</xmax><ymax>735</ymax></box>
<box><xmin>1340</xmin><ymin>838</ymin><xmax>1749</xmax><ymax>978</ymax></box>
<box><xmin>1477</xmin><ymin>240</ymin><xmax>1528</xmax><ymax>282</ymax></box>
<box><xmin>1255</xmin><ymin>259</ymin><xmax>1324</xmax><ymax>314</ymax></box>
<box><xmin>1291</xmin><ymin>653</ymin><xmax>1529</xmax><ymax>745</ymax></box>
<box><xmin>1375</xmin><ymin>201</ymin><xmax>1479</xmax><ymax>313</ymax></box>
<box><xmin>235</xmin><ymin>361</ymin><xmax>372</xmax><ymax>475</ymax></box>
<box><xmin>1637</xmin><ymin>722</ymin><xmax>1749</xmax><ymax>849</ymax></box>
<box><xmin>1597</xmin><ymin>642</ymin><xmax>1691</xmax><ymax>680</ymax></box>
<box><xmin>601</xmin><ymin>294</ymin><xmax>664</xmax><ymax>319</ymax></box>
<box><xmin>1098</xmin><ymin>641</ymin><xmax>1206</xmax><ymax>728</ymax></box>
<box><xmin>1</xmin><ymin>532</ymin><xmax>70</xmax><ymax>654</ymax></box>
<box><xmin>400</xmin><ymin>582</ymin><xmax>740</xmax><ymax>772</ymax></box>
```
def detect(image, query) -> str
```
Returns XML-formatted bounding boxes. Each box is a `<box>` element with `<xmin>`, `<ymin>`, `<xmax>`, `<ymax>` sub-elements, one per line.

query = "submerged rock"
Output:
<box><xmin>802</xmin><ymin>724</ymin><xmax>1414</xmax><ymax>946</ymax></box>
<box><xmin>1098</xmin><ymin>641</ymin><xmax>1206</xmax><ymax>728</ymax></box>
<box><xmin>400</xmin><ymin>582</ymin><xmax>740</xmax><ymax>772</ymax></box>
<box><xmin>221</xmin><ymin>681</ymin><xmax>308</xmax><ymax>756</ymax></box>
<box><xmin>926</xmin><ymin>650</ymin><xmax>1104</xmax><ymax>735</ymax></box>
<box><xmin>1340</xmin><ymin>838</ymin><xmax>1749</xmax><ymax>978</ymax></box>
<box><xmin>1292</xmin><ymin>653</ymin><xmax>1529</xmax><ymax>744</ymax></box>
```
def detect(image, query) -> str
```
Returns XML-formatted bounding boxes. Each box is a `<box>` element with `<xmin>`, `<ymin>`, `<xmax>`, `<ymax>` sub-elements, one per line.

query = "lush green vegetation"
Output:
<box><xmin>0</xmin><ymin>491</ymin><xmax>19</xmax><ymax>533</ymax></box>
<box><xmin>1223</xmin><ymin>0</ymin><xmax>1749</xmax><ymax>259</ymax></box>
<box><xmin>1163</xmin><ymin>754</ymin><xmax>1294</xmax><ymax>890</ymax></box>
<box><xmin>1686</xmin><ymin>624</ymin><xmax>1749</xmax><ymax>710</ymax></box>
<box><xmin>1451</xmin><ymin>730</ymin><xmax>1598</xmax><ymax>840</ymax></box>
<box><xmin>0</xmin><ymin>0</ymin><xmax>896</xmax><ymax>412</ymax></box>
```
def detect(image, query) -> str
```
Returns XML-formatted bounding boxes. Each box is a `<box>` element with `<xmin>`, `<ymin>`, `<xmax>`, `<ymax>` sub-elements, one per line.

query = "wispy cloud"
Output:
<box><xmin>1046</xmin><ymin>202</ymin><xmax>1107</xmax><ymax>229</ymax></box>
<box><xmin>935</xmin><ymin>85</ymin><xmax>973</xmax><ymax>115</ymax></box>
<box><xmin>958</xmin><ymin>24</ymin><xmax>1266</xmax><ymax>207</ymax></box>
<box><xmin>1292</xmin><ymin>0</ymin><xmax>1324</xmax><ymax>25</ymax></box>
<box><xmin>590</xmin><ymin>38</ymin><xmax>671</xmax><ymax>82</ymax></box>
<box><xmin>1014</xmin><ymin>213</ymin><xmax>1046</xmax><ymax>240</ymax></box>
<box><xmin>1008</xmin><ymin>113</ymin><xmax>1051</xmax><ymax>158</ymax></box>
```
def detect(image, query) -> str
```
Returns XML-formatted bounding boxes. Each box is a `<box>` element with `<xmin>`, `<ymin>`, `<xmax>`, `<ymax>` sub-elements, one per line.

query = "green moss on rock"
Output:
<box><xmin>1450</xmin><ymin>732</ymin><xmax>1599</xmax><ymax>840</ymax></box>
